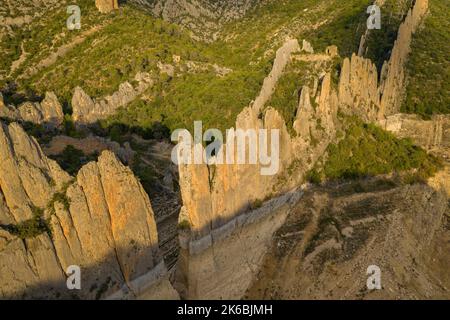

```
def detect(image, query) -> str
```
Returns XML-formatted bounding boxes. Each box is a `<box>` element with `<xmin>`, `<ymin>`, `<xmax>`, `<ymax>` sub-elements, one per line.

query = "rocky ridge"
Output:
<box><xmin>0</xmin><ymin>121</ymin><xmax>177</xmax><ymax>299</ymax></box>
<box><xmin>174</xmin><ymin>0</ymin><xmax>434</xmax><ymax>299</ymax></box>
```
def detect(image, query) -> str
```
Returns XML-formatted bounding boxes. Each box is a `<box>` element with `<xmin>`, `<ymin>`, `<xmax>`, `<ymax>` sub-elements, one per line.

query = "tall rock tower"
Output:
<box><xmin>95</xmin><ymin>0</ymin><xmax>119</xmax><ymax>13</ymax></box>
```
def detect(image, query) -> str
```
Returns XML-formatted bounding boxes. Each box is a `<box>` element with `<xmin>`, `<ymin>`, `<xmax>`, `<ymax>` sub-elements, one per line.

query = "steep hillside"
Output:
<box><xmin>130</xmin><ymin>0</ymin><xmax>266</xmax><ymax>40</ymax></box>
<box><xmin>246</xmin><ymin>179</ymin><xmax>450</xmax><ymax>299</ymax></box>
<box><xmin>0</xmin><ymin>120</ymin><xmax>177</xmax><ymax>299</ymax></box>
<box><xmin>402</xmin><ymin>0</ymin><xmax>450</xmax><ymax>117</ymax></box>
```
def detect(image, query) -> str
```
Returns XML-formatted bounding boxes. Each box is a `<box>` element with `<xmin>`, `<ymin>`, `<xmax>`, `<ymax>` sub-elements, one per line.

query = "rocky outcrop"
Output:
<box><xmin>339</xmin><ymin>0</ymin><xmax>429</xmax><ymax>121</ymax></box>
<box><xmin>72</xmin><ymin>72</ymin><xmax>153</xmax><ymax>124</ymax></box>
<box><xmin>338</xmin><ymin>53</ymin><xmax>380</xmax><ymax>121</ymax></box>
<box><xmin>0</xmin><ymin>121</ymin><xmax>177</xmax><ymax>299</ymax></box>
<box><xmin>0</xmin><ymin>92</ymin><xmax>64</xmax><ymax>128</ymax></box>
<box><xmin>379</xmin><ymin>0</ymin><xmax>429</xmax><ymax>117</ymax></box>
<box><xmin>301</xmin><ymin>39</ymin><xmax>314</xmax><ymax>54</ymax></box>
<box><xmin>175</xmin><ymin>0</ymin><xmax>430</xmax><ymax>300</ymax></box>
<box><xmin>176</xmin><ymin>39</ymin><xmax>339</xmax><ymax>299</ymax></box>
<box><xmin>252</xmin><ymin>38</ymin><xmax>301</xmax><ymax>113</ymax></box>
<box><xmin>95</xmin><ymin>0</ymin><xmax>119</xmax><ymax>13</ymax></box>
<box><xmin>247</xmin><ymin>180</ymin><xmax>450</xmax><ymax>299</ymax></box>
<box><xmin>379</xmin><ymin>113</ymin><xmax>450</xmax><ymax>159</ymax></box>
<box><xmin>43</xmin><ymin>135</ymin><xmax>135</xmax><ymax>165</ymax></box>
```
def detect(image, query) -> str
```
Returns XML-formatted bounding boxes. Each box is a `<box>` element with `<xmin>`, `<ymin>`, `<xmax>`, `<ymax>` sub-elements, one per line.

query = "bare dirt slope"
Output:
<box><xmin>246</xmin><ymin>177</ymin><xmax>450</xmax><ymax>300</ymax></box>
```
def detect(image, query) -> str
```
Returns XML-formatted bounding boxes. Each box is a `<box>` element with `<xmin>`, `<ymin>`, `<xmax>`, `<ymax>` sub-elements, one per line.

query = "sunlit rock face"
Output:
<box><xmin>0</xmin><ymin>121</ymin><xmax>178</xmax><ymax>299</ymax></box>
<box><xmin>95</xmin><ymin>0</ymin><xmax>119</xmax><ymax>13</ymax></box>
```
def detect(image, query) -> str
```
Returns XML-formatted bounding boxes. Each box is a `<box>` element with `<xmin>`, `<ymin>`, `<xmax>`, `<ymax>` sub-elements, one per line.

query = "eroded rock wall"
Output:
<box><xmin>176</xmin><ymin>39</ymin><xmax>340</xmax><ymax>299</ymax></box>
<box><xmin>0</xmin><ymin>92</ymin><xmax>64</xmax><ymax>128</ymax></box>
<box><xmin>176</xmin><ymin>0</ymin><xmax>430</xmax><ymax>300</ymax></box>
<box><xmin>339</xmin><ymin>0</ymin><xmax>429</xmax><ymax>121</ymax></box>
<box><xmin>380</xmin><ymin>113</ymin><xmax>450</xmax><ymax>158</ymax></box>
<box><xmin>0</xmin><ymin>121</ymin><xmax>177</xmax><ymax>299</ymax></box>
<box><xmin>95</xmin><ymin>0</ymin><xmax>119</xmax><ymax>13</ymax></box>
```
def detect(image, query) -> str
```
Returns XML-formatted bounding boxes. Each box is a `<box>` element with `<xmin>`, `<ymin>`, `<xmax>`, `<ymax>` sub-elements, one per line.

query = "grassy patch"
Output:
<box><xmin>0</xmin><ymin>206</ymin><xmax>51</xmax><ymax>239</ymax></box>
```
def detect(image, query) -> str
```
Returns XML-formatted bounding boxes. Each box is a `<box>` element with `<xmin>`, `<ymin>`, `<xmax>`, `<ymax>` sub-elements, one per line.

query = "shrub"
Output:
<box><xmin>178</xmin><ymin>220</ymin><xmax>191</xmax><ymax>230</ymax></box>
<box><xmin>0</xmin><ymin>206</ymin><xmax>51</xmax><ymax>239</ymax></box>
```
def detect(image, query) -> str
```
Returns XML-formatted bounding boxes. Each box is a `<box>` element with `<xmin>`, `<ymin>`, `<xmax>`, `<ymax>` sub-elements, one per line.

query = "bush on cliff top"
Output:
<box><xmin>309</xmin><ymin>117</ymin><xmax>442</xmax><ymax>182</ymax></box>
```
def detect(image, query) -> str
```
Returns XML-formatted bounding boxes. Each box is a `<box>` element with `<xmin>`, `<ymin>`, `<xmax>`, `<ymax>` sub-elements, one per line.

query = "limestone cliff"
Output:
<box><xmin>339</xmin><ymin>0</ymin><xmax>429</xmax><ymax>120</ymax></box>
<box><xmin>0</xmin><ymin>92</ymin><xmax>64</xmax><ymax>128</ymax></box>
<box><xmin>95</xmin><ymin>0</ymin><xmax>119</xmax><ymax>13</ymax></box>
<box><xmin>175</xmin><ymin>0</ymin><xmax>431</xmax><ymax>299</ymax></box>
<box><xmin>0</xmin><ymin>121</ymin><xmax>177</xmax><ymax>299</ymax></box>
<box><xmin>379</xmin><ymin>0</ymin><xmax>429</xmax><ymax>116</ymax></box>
<box><xmin>380</xmin><ymin>113</ymin><xmax>450</xmax><ymax>158</ymax></box>
<box><xmin>72</xmin><ymin>72</ymin><xmax>153</xmax><ymax>125</ymax></box>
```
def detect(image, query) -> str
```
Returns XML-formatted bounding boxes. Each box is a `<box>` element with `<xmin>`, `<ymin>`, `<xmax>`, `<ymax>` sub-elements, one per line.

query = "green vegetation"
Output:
<box><xmin>178</xmin><ymin>220</ymin><xmax>191</xmax><ymax>230</ymax></box>
<box><xmin>309</xmin><ymin>117</ymin><xmax>442</xmax><ymax>182</ymax></box>
<box><xmin>0</xmin><ymin>206</ymin><xmax>51</xmax><ymax>239</ymax></box>
<box><xmin>0</xmin><ymin>0</ymin><xmax>105</xmax><ymax>86</ymax></box>
<box><xmin>363</xmin><ymin>0</ymin><xmax>414</xmax><ymax>70</ymax></box>
<box><xmin>250</xmin><ymin>199</ymin><xmax>264</xmax><ymax>210</ymax></box>
<box><xmin>402</xmin><ymin>0</ymin><xmax>450</xmax><ymax>117</ymax></box>
<box><xmin>267</xmin><ymin>58</ymin><xmax>342</xmax><ymax>135</ymax></box>
<box><xmin>47</xmin><ymin>180</ymin><xmax>73</xmax><ymax>215</ymax></box>
<box><xmin>304</xmin><ymin>0</ymin><xmax>373</xmax><ymax>57</ymax></box>
<box><xmin>2</xmin><ymin>0</ymin><xmax>376</xmax><ymax>134</ymax></box>
<box><xmin>49</xmin><ymin>145</ymin><xmax>98</xmax><ymax>175</ymax></box>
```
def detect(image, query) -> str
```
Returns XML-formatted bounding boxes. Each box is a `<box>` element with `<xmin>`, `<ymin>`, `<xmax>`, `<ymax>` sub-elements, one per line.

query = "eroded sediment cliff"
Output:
<box><xmin>0</xmin><ymin>121</ymin><xmax>177</xmax><ymax>299</ymax></box>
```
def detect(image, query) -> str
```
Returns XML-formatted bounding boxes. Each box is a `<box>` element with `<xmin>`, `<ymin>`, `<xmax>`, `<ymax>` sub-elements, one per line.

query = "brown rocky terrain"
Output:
<box><xmin>0</xmin><ymin>0</ymin><xmax>448</xmax><ymax>300</ymax></box>
<box><xmin>95</xmin><ymin>0</ymin><xmax>119</xmax><ymax>14</ymax></box>
<box><xmin>0</xmin><ymin>91</ymin><xmax>64</xmax><ymax>128</ymax></box>
<box><xmin>246</xmin><ymin>178</ymin><xmax>450</xmax><ymax>299</ymax></box>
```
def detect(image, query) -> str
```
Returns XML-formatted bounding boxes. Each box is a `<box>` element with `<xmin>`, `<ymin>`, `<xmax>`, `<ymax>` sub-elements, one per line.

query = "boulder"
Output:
<box><xmin>95</xmin><ymin>0</ymin><xmax>119</xmax><ymax>13</ymax></box>
<box><xmin>0</xmin><ymin>120</ymin><xmax>177</xmax><ymax>299</ymax></box>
